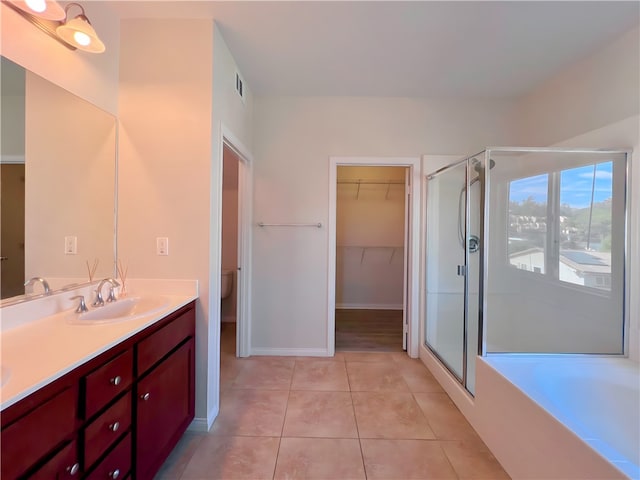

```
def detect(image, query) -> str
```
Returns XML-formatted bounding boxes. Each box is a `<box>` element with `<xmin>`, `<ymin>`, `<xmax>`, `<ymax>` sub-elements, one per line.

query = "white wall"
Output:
<box><xmin>252</xmin><ymin>96</ymin><xmax>516</xmax><ymax>353</ymax></box>
<box><xmin>118</xmin><ymin>19</ymin><xmax>214</xmax><ymax>424</ymax></box>
<box><xmin>336</xmin><ymin>166</ymin><xmax>405</xmax><ymax>309</ymax></box>
<box><xmin>0</xmin><ymin>1</ymin><xmax>120</xmax><ymax>115</ymax></box>
<box><xmin>118</xmin><ymin>20</ymin><xmax>253</xmax><ymax>428</ymax></box>
<box><xmin>513</xmin><ymin>25</ymin><xmax>639</xmax><ymax>147</ymax></box>
<box><xmin>209</xmin><ymin>23</ymin><xmax>254</xmax><ymax>421</ymax></box>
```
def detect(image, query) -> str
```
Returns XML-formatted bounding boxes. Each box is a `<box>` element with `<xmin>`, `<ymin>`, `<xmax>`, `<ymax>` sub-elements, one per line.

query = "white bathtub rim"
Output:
<box><xmin>481</xmin><ymin>355</ymin><xmax>640</xmax><ymax>480</ymax></box>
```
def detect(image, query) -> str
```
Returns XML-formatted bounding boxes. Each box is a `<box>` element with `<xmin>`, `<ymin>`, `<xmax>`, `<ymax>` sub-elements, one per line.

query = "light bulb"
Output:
<box><xmin>73</xmin><ymin>31</ymin><xmax>91</xmax><ymax>47</ymax></box>
<box><xmin>25</xmin><ymin>0</ymin><xmax>46</xmax><ymax>13</ymax></box>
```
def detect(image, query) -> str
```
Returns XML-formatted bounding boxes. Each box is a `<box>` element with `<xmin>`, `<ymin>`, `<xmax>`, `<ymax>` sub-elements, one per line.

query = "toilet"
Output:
<box><xmin>221</xmin><ymin>269</ymin><xmax>234</xmax><ymax>299</ymax></box>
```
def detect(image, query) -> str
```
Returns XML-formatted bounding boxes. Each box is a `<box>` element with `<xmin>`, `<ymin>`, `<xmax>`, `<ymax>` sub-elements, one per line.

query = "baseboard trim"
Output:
<box><xmin>336</xmin><ymin>303</ymin><xmax>403</xmax><ymax>310</ymax></box>
<box><xmin>250</xmin><ymin>347</ymin><xmax>330</xmax><ymax>357</ymax></box>
<box><xmin>187</xmin><ymin>404</ymin><xmax>219</xmax><ymax>433</ymax></box>
<box><xmin>187</xmin><ymin>417</ymin><xmax>209</xmax><ymax>433</ymax></box>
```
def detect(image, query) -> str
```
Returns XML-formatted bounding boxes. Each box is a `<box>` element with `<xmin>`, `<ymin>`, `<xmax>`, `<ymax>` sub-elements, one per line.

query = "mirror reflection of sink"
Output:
<box><xmin>69</xmin><ymin>296</ymin><xmax>169</xmax><ymax>325</ymax></box>
<box><xmin>0</xmin><ymin>365</ymin><xmax>10</xmax><ymax>388</ymax></box>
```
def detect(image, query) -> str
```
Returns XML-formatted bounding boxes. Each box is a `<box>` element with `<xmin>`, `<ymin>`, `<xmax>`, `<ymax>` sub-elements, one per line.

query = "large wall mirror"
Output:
<box><xmin>0</xmin><ymin>56</ymin><xmax>117</xmax><ymax>304</ymax></box>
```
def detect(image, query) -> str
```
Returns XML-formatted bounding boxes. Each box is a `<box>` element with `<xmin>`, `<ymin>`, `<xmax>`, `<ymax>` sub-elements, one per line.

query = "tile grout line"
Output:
<box><xmin>346</xmin><ymin>362</ymin><xmax>369</xmax><ymax>480</ymax></box>
<box><xmin>272</xmin><ymin>361</ymin><xmax>295</xmax><ymax>480</ymax></box>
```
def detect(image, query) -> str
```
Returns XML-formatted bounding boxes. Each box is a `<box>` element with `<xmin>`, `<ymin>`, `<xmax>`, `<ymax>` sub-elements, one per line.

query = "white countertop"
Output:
<box><xmin>0</xmin><ymin>280</ymin><xmax>198</xmax><ymax>412</ymax></box>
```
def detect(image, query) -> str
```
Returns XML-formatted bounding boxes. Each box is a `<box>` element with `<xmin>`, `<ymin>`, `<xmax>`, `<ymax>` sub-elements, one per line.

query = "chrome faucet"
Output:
<box><xmin>24</xmin><ymin>277</ymin><xmax>50</xmax><ymax>295</ymax></box>
<box><xmin>92</xmin><ymin>278</ymin><xmax>120</xmax><ymax>307</ymax></box>
<box><xmin>70</xmin><ymin>295</ymin><xmax>89</xmax><ymax>313</ymax></box>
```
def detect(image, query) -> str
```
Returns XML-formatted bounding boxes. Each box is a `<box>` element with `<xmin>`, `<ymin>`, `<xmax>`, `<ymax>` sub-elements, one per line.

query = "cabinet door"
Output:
<box><xmin>135</xmin><ymin>339</ymin><xmax>194</xmax><ymax>480</ymax></box>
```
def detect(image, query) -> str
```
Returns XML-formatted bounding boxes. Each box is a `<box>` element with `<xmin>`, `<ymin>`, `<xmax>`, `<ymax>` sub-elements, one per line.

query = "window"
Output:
<box><xmin>508</xmin><ymin>161</ymin><xmax>613</xmax><ymax>292</ymax></box>
<box><xmin>508</xmin><ymin>174</ymin><xmax>548</xmax><ymax>273</ymax></box>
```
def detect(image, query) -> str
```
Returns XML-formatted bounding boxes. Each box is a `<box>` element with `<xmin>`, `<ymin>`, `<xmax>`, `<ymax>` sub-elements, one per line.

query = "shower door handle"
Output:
<box><xmin>457</xmin><ymin>265</ymin><xmax>466</xmax><ymax>276</ymax></box>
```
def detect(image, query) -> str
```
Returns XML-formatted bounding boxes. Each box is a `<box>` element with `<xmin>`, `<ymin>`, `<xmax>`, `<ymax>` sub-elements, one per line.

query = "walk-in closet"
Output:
<box><xmin>335</xmin><ymin>166</ymin><xmax>408</xmax><ymax>351</ymax></box>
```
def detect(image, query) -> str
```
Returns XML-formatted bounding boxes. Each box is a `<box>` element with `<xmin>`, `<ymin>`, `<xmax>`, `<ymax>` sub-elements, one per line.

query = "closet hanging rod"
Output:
<box><xmin>258</xmin><ymin>222</ymin><xmax>322</xmax><ymax>228</ymax></box>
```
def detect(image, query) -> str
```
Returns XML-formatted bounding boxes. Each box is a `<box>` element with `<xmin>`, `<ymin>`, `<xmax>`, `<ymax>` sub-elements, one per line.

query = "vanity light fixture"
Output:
<box><xmin>3</xmin><ymin>0</ymin><xmax>105</xmax><ymax>53</ymax></box>
<box><xmin>56</xmin><ymin>2</ymin><xmax>105</xmax><ymax>53</ymax></box>
<box><xmin>7</xmin><ymin>0</ymin><xmax>65</xmax><ymax>21</ymax></box>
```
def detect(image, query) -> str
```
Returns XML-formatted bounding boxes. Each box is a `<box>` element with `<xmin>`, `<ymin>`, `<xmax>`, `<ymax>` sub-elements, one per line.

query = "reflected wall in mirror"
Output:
<box><xmin>0</xmin><ymin>56</ymin><xmax>117</xmax><ymax>303</ymax></box>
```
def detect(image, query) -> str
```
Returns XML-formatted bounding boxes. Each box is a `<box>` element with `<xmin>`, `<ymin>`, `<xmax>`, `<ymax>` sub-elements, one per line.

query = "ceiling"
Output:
<box><xmin>108</xmin><ymin>1</ymin><xmax>640</xmax><ymax>99</ymax></box>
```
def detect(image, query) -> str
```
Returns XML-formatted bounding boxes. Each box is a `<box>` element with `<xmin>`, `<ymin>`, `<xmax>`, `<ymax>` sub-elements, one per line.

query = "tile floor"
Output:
<box><xmin>155</xmin><ymin>325</ymin><xmax>510</xmax><ymax>479</ymax></box>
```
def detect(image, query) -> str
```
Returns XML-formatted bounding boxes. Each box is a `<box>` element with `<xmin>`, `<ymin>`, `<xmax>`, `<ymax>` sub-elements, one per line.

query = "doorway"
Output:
<box><xmin>328</xmin><ymin>156</ymin><xmax>421</xmax><ymax>358</ymax></box>
<box><xmin>218</xmin><ymin>127</ymin><xmax>253</xmax><ymax>359</ymax></box>
<box><xmin>220</xmin><ymin>144</ymin><xmax>240</xmax><ymax>356</ymax></box>
<box><xmin>335</xmin><ymin>166</ymin><xmax>407</xmax><ymax>352</ymax></box>
<box><xmin>0</xmin><ymin>164</ymin><xmax>25</xmax><ymax>298</ymax></box>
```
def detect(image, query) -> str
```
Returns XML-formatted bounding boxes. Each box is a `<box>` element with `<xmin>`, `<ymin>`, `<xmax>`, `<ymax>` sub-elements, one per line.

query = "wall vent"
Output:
<box><xmin>235</xmin><ymin>71</ymin><xmax>245</xmax><ymax>103</ymax></box>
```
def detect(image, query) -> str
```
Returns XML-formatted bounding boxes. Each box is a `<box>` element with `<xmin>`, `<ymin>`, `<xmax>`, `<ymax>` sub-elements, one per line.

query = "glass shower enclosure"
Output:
<box><xmin>424</xmin><ymin>148</ymin><xmax>630</xmax><ymax>395</ymax></box>
<box><xmin>425</xmin><ymin>153</ymin><xmax>485</xmax><ymax>394</ymax></box>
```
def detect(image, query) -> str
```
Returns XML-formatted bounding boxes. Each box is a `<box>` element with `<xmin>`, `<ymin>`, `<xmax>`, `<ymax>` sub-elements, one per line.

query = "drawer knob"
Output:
<box><xmin>108</xmin><ymin>468</ymin><xmax>120</xmax><ymax>479</ymax></box>
<box><xmin>110</xmin><ymin>375</ymin><xmax>122</xmax><ymax>386</ymax></box>
<box><xmin>66</xmin><ymin>463</ymin><xmax>80</xmax><ymax>476</ymax></box>
<box><xmin>140</xmin><ymin>392</ymin><xmax>150</xmax><ymax>401</ymax></box>
<box><xmin>108</xmin><ymin>421</ymin><xmax>120</xmax><ymax>432</ymax></box>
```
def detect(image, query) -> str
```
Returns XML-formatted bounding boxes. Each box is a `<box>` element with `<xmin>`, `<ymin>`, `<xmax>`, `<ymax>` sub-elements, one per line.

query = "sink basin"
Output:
<box><xmin>69</xmin><ymin>296</ymin><xmax>169</xmax><ymax>325</ymax></box>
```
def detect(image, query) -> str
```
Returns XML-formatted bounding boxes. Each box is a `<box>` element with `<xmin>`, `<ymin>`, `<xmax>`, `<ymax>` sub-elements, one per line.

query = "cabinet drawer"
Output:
<box><xmin>84</xmin><ymin>392</ymin><xmax>131</xmax><ymax>468</ymax></box>
<box><xmin>86</xmin><ymin>432</ymin><xmax>131</xmax><ymax>480</ymax></box>
<box><xmin>1</xmin><ymin>387</ymin><xmax>76</xmax><ymax>480</ymax></box>
<box><xmin>137</xmin><ymin>308</ymin><xmax>194</xmax><ymax>375</ymax></box>
<box><xmin>85</xmin><ymin>350</ymin><xmax>133</xmax><ymax>419</ymax></box>
<box><xmin>30</xmin><ymin>441</ymin><xmax>80</xmax><ymax>480</ymax></box>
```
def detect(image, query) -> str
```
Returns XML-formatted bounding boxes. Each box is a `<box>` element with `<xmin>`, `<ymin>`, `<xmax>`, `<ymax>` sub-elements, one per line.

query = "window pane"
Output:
<box><xmin>508</xmin><ymin>174</ymin><xmax>548</xmax><ymax>273</ymax></box>
<box><xmin>559</xmin><ymin>162</ymin><xmax>613</xmax><ymax>290</ymax></box>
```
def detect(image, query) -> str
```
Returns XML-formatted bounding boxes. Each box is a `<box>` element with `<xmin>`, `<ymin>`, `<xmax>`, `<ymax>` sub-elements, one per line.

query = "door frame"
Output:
<box><xmin>219</xmin><ymin>124</ymin><xmax>253</xmax><ymax>357</ymax></box>
<box><xmin>327</xmin><ymin>156</ymin><xmax>421</xmax><ymax>358</ymax></box>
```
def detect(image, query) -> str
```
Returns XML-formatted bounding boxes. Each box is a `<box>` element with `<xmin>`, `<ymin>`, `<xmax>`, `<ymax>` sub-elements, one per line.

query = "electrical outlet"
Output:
<box><xmin>156</xmin><ymin>237</ymin><xmax>169</xmax><ymax>256</ymax></box>
<box><xmin>64</xmin><ymin>236</ymin><xmax>77</xmax><ymax>255</ymax></box>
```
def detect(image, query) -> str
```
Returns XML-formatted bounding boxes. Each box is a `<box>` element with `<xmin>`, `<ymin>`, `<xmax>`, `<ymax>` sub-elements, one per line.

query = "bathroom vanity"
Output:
<box><xmin>0</xmin><ymin>299</ymin><xmax>196</xmax><ymax>480</ymax></box>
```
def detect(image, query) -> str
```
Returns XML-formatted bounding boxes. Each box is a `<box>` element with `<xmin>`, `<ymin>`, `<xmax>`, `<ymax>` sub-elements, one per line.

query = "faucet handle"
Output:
<box><xmin>70</xmin><ymin>295</ymin><xmax>89</xmax><ymax>313</ymax></box>
<box><xmin>106</xmin><ymin>286</ymin><xmax>118</xmax><ymax>303</ymax></box>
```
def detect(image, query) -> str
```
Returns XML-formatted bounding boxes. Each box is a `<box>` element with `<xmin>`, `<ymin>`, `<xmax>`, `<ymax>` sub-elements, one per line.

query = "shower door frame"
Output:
<box><xmin>424</xmin><ymin>153</ymin><xmax>485</xmax><ymax>390</ymax></box>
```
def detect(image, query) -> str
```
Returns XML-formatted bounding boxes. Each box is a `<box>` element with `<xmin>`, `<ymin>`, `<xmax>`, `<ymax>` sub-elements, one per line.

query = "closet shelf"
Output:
<box><xmin>337</xmin><ymin>179</ymin><xmax>404</xmax><ymax>200</ymax></box>
<box><xmin>337</xmin><ymin>245</ymin><xmax>404</xmax><ymax>264</ymax></box>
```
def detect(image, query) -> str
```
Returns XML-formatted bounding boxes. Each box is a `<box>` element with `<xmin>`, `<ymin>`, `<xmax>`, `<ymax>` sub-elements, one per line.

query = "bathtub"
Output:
<box><xmin>480</xmin><ymin>355</ymin><xmax>639</xmax><ymax>480</ymax></box>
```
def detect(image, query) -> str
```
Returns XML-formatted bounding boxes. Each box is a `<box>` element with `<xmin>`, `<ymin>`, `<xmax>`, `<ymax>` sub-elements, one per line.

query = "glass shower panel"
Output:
<box><xmin>484</xmin><ymin>149</ymin><xmax>627</xmax><ymax>354</ymax></box>
<box><xmin>425</xmin><ymin>161</ymin><xmax>467</xmax><ymax>380</ymax></box>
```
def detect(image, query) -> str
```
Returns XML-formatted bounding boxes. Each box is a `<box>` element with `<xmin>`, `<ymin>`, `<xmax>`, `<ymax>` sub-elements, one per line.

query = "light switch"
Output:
<box><xmin>156</xmin><ymin>237</ymin><xmax>169</xmax><ymax>256</ymax></box>
<box><xmin>64</xmin><ymin>236</ymin><xmax>77</xmax><ymax>255</ymax></box>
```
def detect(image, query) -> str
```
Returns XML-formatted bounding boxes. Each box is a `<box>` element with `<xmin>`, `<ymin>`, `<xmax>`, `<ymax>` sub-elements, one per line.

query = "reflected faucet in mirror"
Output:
<box><xmin>24</xmin><ymin>277</ymin><xmax>50</xmax><ymax>295</ymax></box>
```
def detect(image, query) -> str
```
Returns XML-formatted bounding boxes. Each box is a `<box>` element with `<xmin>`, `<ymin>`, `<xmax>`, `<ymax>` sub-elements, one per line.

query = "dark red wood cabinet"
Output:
<box><xmin>0</xmin><ymin>301</ymin><xmax>196</xmax><ymax>480</ymax></box>
<box><xmin>135</xmin><ymin>339</ymin><xmax>195</xmax><ymax>479</ymax></box>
